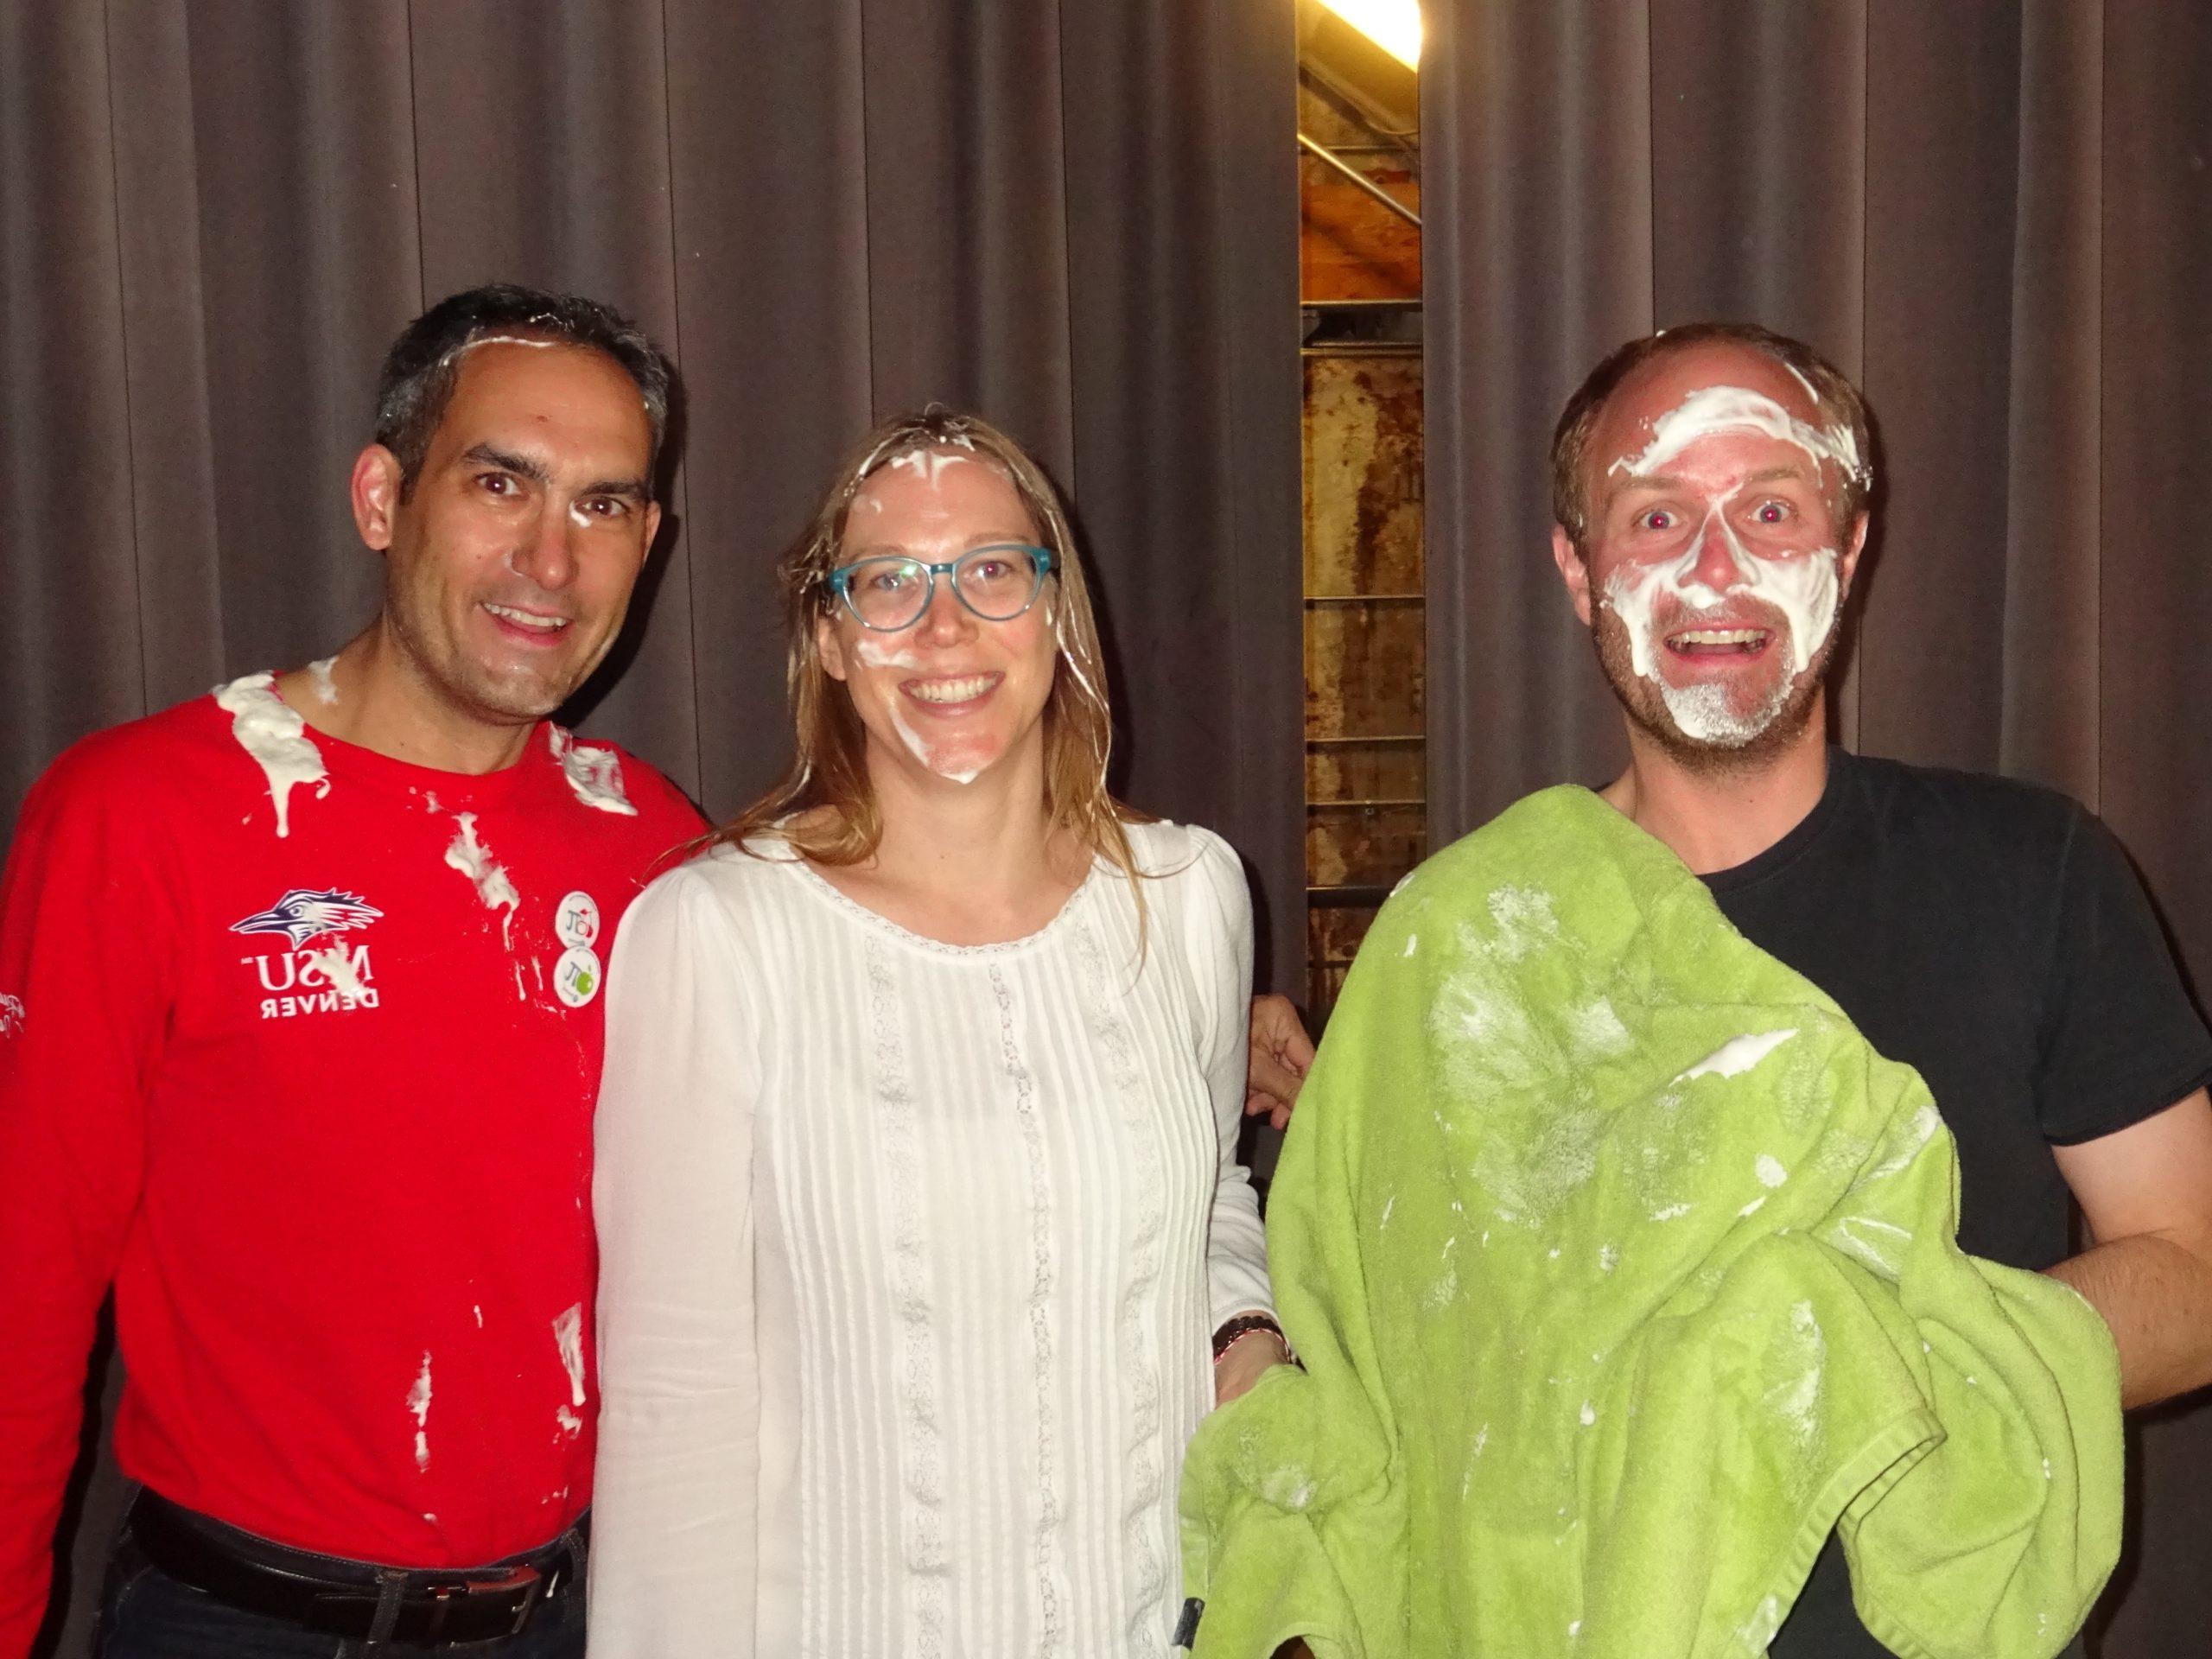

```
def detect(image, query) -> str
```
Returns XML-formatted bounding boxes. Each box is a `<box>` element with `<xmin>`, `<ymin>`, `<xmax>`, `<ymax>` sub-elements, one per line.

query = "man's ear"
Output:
<box><xmin>816</xmin><ymin>612</ymin><xmax>849</xmax><ymax>682</ymax></box>
<box><xmin>1551</xmin><ymin>524</ymin><xmax>1595</xmax><ymax>628</ymax></box>
<box><xmin>1838</xmin><ymin>512</ymin><xmax>1870</xmax><ymax>594</ymax></box>
<box><xmin>351</xmin><ymin>445</ymin><xmax>404</xmax><ymax>552</ymax></box>
<box><xmin>641</xmin><ymin>501</ymin><xmax>664</xmax><ymax>558</ymax></box>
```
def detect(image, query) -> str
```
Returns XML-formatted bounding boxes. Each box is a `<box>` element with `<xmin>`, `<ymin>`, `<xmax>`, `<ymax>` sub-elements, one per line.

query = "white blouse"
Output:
<box><xmin>588</xmin><ymin>821</ymin><xmax>1273</xmax><ymax>1658</ymax></box>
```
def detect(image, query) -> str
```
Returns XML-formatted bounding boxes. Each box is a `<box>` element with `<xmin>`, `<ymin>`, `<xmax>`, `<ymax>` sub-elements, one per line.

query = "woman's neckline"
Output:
<box><xmin>783</xmin><ymin>849</ymin><xmax>1104</xmax><ymax>957</ymax></box>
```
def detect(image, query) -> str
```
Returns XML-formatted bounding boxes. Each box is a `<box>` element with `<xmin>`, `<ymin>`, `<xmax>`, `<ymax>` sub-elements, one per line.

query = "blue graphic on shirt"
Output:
<box><xmin>231</xmin><ymin>888</ymin><xmax>385</xmax><ymax>950</ymax></box>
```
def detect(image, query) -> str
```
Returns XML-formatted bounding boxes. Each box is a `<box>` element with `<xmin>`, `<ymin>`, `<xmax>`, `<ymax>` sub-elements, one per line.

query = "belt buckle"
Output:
<box><xmin>420</xmin><ymin>1561</ymin><xmax>543</xmax><ymax>1643</ymax></box>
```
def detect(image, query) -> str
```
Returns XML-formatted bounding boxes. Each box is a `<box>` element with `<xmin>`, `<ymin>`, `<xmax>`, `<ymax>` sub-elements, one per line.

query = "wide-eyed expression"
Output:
<box><xmin>356</xmin><ymin>339</ymin><xmax>660</xmax><ymax>727</ymax></box>
<box><xmin>817</xmin><ymin>448</ymin><xmax>1058</xmax><ymax>787</ymax></box>
<box><xmin>1555</xmin><ymin>344</ymin><xmax>1868</xmax><ymax>756</ymax></box>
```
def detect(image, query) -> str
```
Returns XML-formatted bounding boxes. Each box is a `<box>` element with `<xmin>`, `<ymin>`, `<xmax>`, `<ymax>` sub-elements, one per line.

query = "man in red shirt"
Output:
<box><xmin>0</xmin><ymin>285</ymin><xmax>707</xmax><ymax>1656</ymax></box>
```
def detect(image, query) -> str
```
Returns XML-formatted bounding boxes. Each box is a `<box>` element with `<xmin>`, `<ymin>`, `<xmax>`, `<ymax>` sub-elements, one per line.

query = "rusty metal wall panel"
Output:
<box><xmin>1301</xmin><ymin>160</ymin><xmax>1425</xmax><ymax>1017</ymax></box>
<box><xmin>1305</xmin><ymin>602</ymin><xmax>1425</xmax><ymax>740</ymax></box>
<box><xmin>1306</xmin><ymin>803</ymin><xmax>1425</xmax><ymax>888</ymax></box>
<box><xmin>1306</xmin><ymin>737</ymin><xmax>1423</xmax><ymax>802</ymax></box>
<box><xmin>1307</xmin><ymin>901</ymin><xmax>1380</xmax><ymax>1011</ymax></box>
<box><xmin>1303</xmin><ymin>352</ymin><xmax>1424</xmax><ymax>595</ymax></box>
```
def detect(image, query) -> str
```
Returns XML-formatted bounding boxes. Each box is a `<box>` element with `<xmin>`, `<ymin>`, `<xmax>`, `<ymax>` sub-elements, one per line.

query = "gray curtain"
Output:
<box><xmin>0</xmin><ymin>0</ymin><xmax>1306</xmax><ymax>983</ymax></box>
<box><xmin>0</xmin><ymin>3</ymin><xmax>1300</xmax><ymax>1652</ymax></box>
<box><xmin>1422</xmin><ymin>3</ymin><xmax>2212</xmax><ymax>1650</ymax></box>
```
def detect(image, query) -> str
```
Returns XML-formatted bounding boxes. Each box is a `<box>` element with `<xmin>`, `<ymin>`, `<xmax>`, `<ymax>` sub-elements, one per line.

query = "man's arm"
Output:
<box><xmin>2048</xmin><ymin>1089</ymin><xmax>2212</xmax><ymax>1409</ymax></box>
<box><xmin>1245</xmin><ymin>993</ymin><xmax>1314</xmax><ymax>1130</ymax></box>
<box><xmin>0</xmin><ymin>745</ymin><xmax>171</xmax><ymax>1657</ymax></box>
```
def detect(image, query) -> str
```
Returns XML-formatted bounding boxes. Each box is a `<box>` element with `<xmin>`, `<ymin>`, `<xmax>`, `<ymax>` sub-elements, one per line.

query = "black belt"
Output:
<box><xmin>127</xmin><ymin>1490</ymin><xmax>582</xmax><ymax>1646</ymax></box>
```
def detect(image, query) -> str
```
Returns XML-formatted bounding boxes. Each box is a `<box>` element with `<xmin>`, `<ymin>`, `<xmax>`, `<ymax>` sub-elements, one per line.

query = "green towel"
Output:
<box><xmin>1182</xmin><ymin>788</ymin><xmax>2121</xmax><ymax>1659</ymax></box>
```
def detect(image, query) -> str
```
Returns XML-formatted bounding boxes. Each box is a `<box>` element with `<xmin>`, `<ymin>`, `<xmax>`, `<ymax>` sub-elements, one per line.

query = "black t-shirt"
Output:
<box><xmin>1702</xmin><ymin>748</ymin><xmax>2212</xmax><ymax>1657</ymax></box>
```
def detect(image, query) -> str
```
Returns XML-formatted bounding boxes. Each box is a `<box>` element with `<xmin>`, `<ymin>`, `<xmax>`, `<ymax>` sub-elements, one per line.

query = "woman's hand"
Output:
<box><xmin>1213</xmin><ymin>1330</ymin><xmax>1291</xmax><ymax>1405</ymax></box>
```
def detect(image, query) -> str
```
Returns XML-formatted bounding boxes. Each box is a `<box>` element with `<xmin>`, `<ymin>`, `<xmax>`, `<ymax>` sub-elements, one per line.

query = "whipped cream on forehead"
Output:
<box><xmin>885</xmin><ymin>447</ymin><xmax>973</xmax><ymax>486</ymax></box>
<box><xmin>1607</xmin><ymin>384</ymin><xmax>1866</xmax><ymax>488</ymax></box>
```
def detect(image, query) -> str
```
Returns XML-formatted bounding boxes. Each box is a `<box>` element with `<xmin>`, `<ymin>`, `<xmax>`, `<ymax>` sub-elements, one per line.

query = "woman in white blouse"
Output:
<box><xmin>587</xmin><ymin>409</ymin><xmax>1287</xmax><ymax>1656</ymax></box>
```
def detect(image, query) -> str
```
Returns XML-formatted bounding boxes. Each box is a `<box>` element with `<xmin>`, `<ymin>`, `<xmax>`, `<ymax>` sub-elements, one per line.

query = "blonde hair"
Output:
<box><xmin>715</xmin><ymin>407</ymin><xmax>1152</xmax><ymax>904</ymax></box>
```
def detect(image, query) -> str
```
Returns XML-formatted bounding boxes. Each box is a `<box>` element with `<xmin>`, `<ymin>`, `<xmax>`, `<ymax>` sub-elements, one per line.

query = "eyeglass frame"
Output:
<box><xmin>823</xmin><ymin>543</ymin><xmax>1058</xmax><ymax>632</ymax></box>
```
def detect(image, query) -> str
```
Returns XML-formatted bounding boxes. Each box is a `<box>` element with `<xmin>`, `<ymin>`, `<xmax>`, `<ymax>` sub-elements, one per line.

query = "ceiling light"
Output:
<box><xmin>1316</xmin><ymin>0</ymin><xmax>1421</xmax><ymax>69</ymax></box>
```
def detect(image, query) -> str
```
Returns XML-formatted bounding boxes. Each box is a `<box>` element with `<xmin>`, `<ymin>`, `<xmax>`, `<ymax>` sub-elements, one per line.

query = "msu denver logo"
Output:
<box><xmin>232</xmin><ymin>889</ymin><xmax>384</xmax><ymax>1019</ymax></box>
<box><xmin>233</xmin><ymin>889</ymin><xmax>383</xmax><ymax>950</ymax></box>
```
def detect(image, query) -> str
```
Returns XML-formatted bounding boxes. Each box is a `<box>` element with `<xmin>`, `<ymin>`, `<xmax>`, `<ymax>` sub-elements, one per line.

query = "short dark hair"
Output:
<box><xmin>1550</xmin><ymin>321</ymin><xmax>1874</xmax><ymax>553</ymax></box>
<box><xmin>373</xmin><ymin>284</ymin><xmax>671</xmax><ymax>498</ymax></box>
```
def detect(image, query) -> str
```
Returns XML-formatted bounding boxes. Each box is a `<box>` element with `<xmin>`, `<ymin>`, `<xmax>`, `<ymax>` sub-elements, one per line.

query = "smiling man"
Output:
<box><xmin>0</xmin><ymin>286</ymin><xmax>706</xmax><ymax>1658</ymax></box>
<box><xmin>1182</xmin><ymin>324</ymin><xmax>2212</xmax><ymax>1659</ymax></box>
<box><xmin>1548</xmin><ymin>324</ymin><xmax>2212</xmax><ymax>1655</ymax></box>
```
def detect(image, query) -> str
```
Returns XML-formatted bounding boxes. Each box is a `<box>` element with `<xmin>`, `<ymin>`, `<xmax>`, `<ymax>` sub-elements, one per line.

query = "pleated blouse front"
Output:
<box><xmin>588</xmin><ymin>822</ymin><xmax>1272</xmax><ymax>1658</ymax></box>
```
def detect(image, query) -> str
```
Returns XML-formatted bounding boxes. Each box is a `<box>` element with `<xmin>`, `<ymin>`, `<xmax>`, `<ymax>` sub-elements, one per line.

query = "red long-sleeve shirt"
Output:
<box><xmin>0</xmin><ymin>679</ymin><xmax>705</xmax><ymax>1656</ymax></box>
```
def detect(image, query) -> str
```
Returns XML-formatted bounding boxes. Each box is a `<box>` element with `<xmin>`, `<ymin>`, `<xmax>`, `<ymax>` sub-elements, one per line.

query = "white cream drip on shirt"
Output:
<box><xmin>443</xmin><ymin>813</ymin><xmax>520</xmax><ymax>948</ymax></box>
<box><xmin>548</xmin><ymin>726</ymin><xmax>637</xmax><ymax>816</ymax></box>
<box><xmin>551</xmin><ymin>1303</ymin><xmax>588</xmax><ymax>1407</ymax></box>
<box><xmin>407</xmin><ymin>1351</ymin><xmax>433</xmax><ymax>1471</ymax></box>
<box><xmin>214</xmin><ymin>672</ymin><xmax>330</xmax><ymax>838</ymax></box>
<box><xmin>303</xmin><ymin>944</ymin><xmax>369</xmax><ymax>1006</ymax></box>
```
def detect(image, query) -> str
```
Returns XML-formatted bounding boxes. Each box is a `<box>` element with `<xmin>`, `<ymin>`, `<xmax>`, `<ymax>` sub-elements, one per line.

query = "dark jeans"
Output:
<box><xmin>93</xmin><ymin>1528</ymin><xmax>586</xmax><ymax>1659</ymax></box>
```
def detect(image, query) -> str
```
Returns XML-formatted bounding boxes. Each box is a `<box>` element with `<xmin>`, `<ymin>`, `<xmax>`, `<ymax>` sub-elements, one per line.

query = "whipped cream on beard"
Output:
<box><xmin>1602</xmin><ymin>509</ymin><xmax>1840</xmax><ymax>747</ymax></box>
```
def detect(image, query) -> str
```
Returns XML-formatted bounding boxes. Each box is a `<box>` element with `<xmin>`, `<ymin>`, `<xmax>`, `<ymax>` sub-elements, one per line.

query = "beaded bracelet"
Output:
<box><xmin>1211</xmin><ymin>1313</ymin><xmax>1293</xmax><ymax>1366</ymax></box>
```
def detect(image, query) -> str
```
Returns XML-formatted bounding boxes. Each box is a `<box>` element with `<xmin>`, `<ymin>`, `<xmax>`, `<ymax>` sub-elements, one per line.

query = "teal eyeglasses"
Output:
<box><xmin>827</xmin><ymin>543</ymin><xmax>1057</xmax><ymax>632</ymax></box>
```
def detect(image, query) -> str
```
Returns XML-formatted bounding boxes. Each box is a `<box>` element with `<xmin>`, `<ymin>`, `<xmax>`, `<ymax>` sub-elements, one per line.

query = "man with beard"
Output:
<box><xmin>1542</xmin><ymin>321</ymin><xmax>2212</xmax><ymax>1652</ymax></box>
<box><xmin>1185</xmin><ymin>324</ymin><xmax>2212</xmax><ymax>1659</ymax></box>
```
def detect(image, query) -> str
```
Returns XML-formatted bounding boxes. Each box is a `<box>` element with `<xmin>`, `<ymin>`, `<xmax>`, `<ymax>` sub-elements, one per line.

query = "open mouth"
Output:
<box><xmin>482</xmin><ymin>602</ymin><xmax>572</xmax><ymax>642</ymax></box>
<box><xmin>1663</xmin><ymin>626</ymin><xmax>1772</xmax><ymax>660</ymax></box>
<box><xmin>902</xmin><ymin>671</ymin><xmax>1002</xmax><ymax>709</ymax></box>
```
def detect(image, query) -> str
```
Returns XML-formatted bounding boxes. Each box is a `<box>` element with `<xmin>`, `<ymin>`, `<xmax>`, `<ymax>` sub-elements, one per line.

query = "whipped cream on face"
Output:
<box><xmin>885</xmin><ymin>447</ymin><xmax>972</xmax><ymax>486</ymax></box>
<box><xmin>1606</xmin><ymin>384</ymin><xmax>1866</xmax><ymax>489</ymax></box>
<box><xmin>448</xmin><ymin>333</ymin><xmax>565</xmax><ymax>359</ymax></box>
<box><xmin>548</xmin><ymin>726</ymin><xmax>637</xmax><ymax>815</ymax></box>
<box><xmin>1599</xmin><ymin>385</ymin><xmax>1852</xmax><ymax>747</ymax></box>
<box><xmin>1605</xmin><ymin>512</ymin><xmax>1840</xmax><ymax>683</ymax></box>
<box><xmin>854</xmin><ymin>639</ymin><xmax>928</xmax><ymax>671</ymax></box>
<box><xmin>1603</xmin><ymin>516</ymin><xmax>1840</xmax><ymax>747</ymax></box>
<box><xmin>214</xmin><ymin>672</ymin><xmax>330</xmax><ymax>838</ymax></box>
<box><xmin>887</xmin><ymin>698</ymin><xmax>984</xmax><ymax>785</ymax></box>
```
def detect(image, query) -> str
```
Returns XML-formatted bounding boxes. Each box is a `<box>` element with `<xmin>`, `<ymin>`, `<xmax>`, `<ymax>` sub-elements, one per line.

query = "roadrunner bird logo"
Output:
<box><xmin>232</xmin><ymin>889</ymin><xmax>385</xmax><ymax>950</ymax></box>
